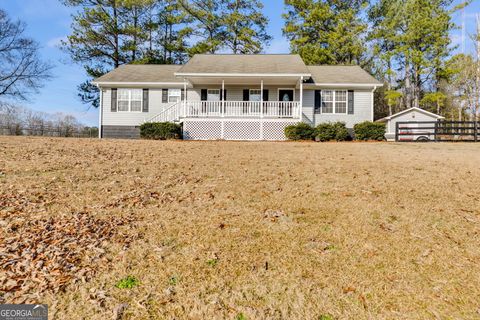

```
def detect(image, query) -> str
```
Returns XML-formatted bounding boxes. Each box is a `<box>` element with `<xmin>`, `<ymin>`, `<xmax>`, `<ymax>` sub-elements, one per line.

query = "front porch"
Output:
<box><xmin>183</xmin><ymin>100</ymin><xmax>301</xmax><ymax>118</ymax></box>
<box><xmin>147</xmin><ymin>76</ymin><xmax>306</xmax><ymax>123</ymax></box>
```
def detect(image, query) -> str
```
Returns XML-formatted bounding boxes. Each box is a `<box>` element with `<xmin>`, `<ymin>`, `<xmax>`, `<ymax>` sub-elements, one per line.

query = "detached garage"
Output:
<box><xmin>377</xmin><ymin>107</ymin><xmax>444</xmax><ymax>142</ymax></box>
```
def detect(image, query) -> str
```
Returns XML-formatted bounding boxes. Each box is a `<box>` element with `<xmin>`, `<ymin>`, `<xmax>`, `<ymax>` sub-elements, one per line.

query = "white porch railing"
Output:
<box><xmin>146</xmin><ymin>101</ymin><xmax>301</xmax><ymax>123</ymax></box>
<box><xmin>147</xmin><ymin>102</ymin><xmax>182</xmax><ymax>123</ymax></box>
<box><xmin>185</xmin><ymin>101</ymin><xmax>300</xmax><ymax>118</ymax></box>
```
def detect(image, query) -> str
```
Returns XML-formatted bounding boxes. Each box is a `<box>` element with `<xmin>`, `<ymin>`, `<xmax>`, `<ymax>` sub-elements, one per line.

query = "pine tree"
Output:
<box><xmin>283</xmin><ymin>0</ymin><xmax>368</xmax><ymax>65</ymax></box>
<box><xmin>122</xmin><ymin>0</ymin><xmax>155</xmax><ymax>62</ymax></box>
<box><xmin>180</xmin><ymin>0</ymin><xmax>272</xmax><ymax>55</ymax></box>
<box><xmin>369</xmin><ymin>0</ymin><xmax>466</xmax><ymax>109</ymax></box>
<box><xmin>62</xmin><ymin>0</ymin><xmax>136</xmax><ymax>107</ymax></box>
<box><xmin>220</xmin><ymin>0</ymin><xmax>271</xmax><ymax>54</ymax></box>
<box><xmin>157</xmin><ymin>0</ymin><xmax>192</xmax><ymax>63</ymax></box>
<box><xmin>179</xmin><ymin>0</ymin><xmax>224</xmax><ymax>54</ymax></box>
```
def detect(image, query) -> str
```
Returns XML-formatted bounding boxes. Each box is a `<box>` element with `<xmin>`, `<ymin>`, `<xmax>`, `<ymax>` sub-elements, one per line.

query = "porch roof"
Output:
<box><xmin>175</xmin><ymin>54</ymin><xmax>311</xmax><ymax>77</ymax></box>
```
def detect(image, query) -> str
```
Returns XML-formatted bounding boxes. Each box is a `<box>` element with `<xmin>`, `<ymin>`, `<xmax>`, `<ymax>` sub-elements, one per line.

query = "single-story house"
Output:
<box><xmin>377</xmin><ymin>107</ymin><xmax>444</xmax><ymax>141</ymax></box>
<box><xmin>93</xmin><ymin>54</ymin><xmax>383</xmax><ymax>140</ymax></box>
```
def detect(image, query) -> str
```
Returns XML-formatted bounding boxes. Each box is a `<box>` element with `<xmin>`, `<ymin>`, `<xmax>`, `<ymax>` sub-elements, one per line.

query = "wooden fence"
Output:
<box><xmin>395</xmin><ymin>121</ymin><xmax>479</xmax><ymax>142</ymax></box>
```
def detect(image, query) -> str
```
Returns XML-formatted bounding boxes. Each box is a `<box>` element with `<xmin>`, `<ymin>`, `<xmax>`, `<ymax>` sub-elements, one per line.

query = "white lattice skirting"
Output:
<box><xmin>183</xmin><ymin>119</ymin><xmax>299</xmax><ymax>141</ymax></box>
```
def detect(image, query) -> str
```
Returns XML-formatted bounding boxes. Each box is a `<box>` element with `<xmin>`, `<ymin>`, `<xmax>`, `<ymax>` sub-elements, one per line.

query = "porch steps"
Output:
<box><xmin>145</xmin><ymin>102</ymin><xmax>182</xmax><ymax>123</ymax></box>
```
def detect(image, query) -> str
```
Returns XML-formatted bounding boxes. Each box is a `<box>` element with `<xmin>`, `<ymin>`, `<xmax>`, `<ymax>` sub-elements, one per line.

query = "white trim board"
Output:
<box><xmin>175</xmin><ymin>73</ymin><xmax>311</xmax><ymax>77</ymax></box>
<box><xmin>93</xmin><ymin>81</ymin><xmax>191</xmax><ymax>87</ymax></box>
<box><xmin>305</xmin><ymin>83</ymin><xmax>383</xmax><ymax>88</ymax></box>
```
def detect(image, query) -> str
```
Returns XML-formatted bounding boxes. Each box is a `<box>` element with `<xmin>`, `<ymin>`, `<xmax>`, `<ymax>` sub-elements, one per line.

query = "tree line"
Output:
<box><xmin>0</xmin><ymin>103</ymin><xmax>98</xmax><ymax>137</ymax></box>
<box><xmin>0</xmin><ymin>1</ymin><xmax>479</xmax><ymax>122</ymax></box>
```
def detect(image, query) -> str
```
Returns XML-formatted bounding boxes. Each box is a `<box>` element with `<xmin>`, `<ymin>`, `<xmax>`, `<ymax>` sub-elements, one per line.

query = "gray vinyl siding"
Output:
<box><xmin>302</xmin><ymin>89</ymin><xmax>373</xmax><ymax>128</ymax></box>
<box><xmin>102</xmin><ymin>88</ymin><xmax>181</xmax><ymax>126</ymax></box>
<box><xmin>301</xmin><ymin>90</ymin><xmax>315</xmax><ymax>125</ymax></box>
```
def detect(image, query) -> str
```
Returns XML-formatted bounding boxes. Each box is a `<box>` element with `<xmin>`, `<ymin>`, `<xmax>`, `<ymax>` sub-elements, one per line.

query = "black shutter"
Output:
<box><xmin>223</xmin><ymin>89</ymin><xmax>227</xmax><ymax>100</ymax></box>
<box><xmin>111</xmin><ymin>88</ymin><xmax>117</xmax><ymax>112</ymax></box>
<box><xmin>142</xmin><ymin>89</ymin><xmax>149</xmax><ymax>112</ymax></box>
<box><xmin>243</xmin><ymin>89</ymin><xmax>249</xmax><ymax>101</ymax></box>
<box><xmin>314</xmin><ymin>90</ymin><xmax>321</xmax><ymax>114</ymax></box>
<box><xmin>162</xmin><ymin>89</ymin><xmax>168</xmax><ymax>103</ymax></box>
<box><xmin>348</xmin><ymin>90</ymin><xmax>354</xmax><ymax>114</ymax></box>
<box><xmin>201</xmin><ymin>89</ymin><xmax>208</xmax><ymax>101</ymax></box>
<box><xmin>181</xmin><ymin>89</ymin><xmax>185</xmax><ymax>101</ymax></box>
<box><xmin>263</xmin><ymin>89</ymin><xmax>269</xmax><ymax>101</ymax></box>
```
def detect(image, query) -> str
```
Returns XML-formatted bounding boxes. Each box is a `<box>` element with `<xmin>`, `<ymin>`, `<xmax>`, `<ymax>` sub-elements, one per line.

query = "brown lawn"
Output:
<box><xmin>1</xmin><ymin>136</ymin><xmax>480</xmax><ymax>320</ymax></box>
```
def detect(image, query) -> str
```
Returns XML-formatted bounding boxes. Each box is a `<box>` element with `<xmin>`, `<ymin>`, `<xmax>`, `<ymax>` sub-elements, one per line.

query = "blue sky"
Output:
<box><xmin>1</xmin><ymin>0</ymin><xmax>479</xmax><ymax>126</ymax></box>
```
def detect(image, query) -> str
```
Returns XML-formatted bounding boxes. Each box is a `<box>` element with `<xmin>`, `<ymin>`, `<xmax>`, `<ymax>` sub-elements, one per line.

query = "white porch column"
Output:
<box><xmin>222</xmin><ymin>79</ymin><xmax>225</xmax><ymax>117</ymax></box>
<box><xmin>260</xmin><ymin>79</ymin><xmax>264</xmax><ymax>118</ymax></box>
<box><xmin>299</xmin><ymin>76</ymin><xmax>304</xmax><ymax>120</ymax></box>
<box><xmin>98</xmin><ymin>86</ymin><xmax>103</xmax><ymax>139</ymax></box>
<box><xmin>183</xmin><ymin>78</ymin><xmax>187</xmax><ymax>117</ymax></box>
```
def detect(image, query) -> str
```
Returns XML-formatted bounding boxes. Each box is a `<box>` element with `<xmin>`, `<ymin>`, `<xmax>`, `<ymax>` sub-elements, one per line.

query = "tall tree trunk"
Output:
<box><xmin>404</xmin><ymin>59</ymin><xmax>412</xmax><ymax>109</ymax></box>
<box><xmin>413</xmin><ymin>67</ymin><xmax>420</xmax><ymax>109</ymax></box>
<box><xmin>132</xmin><ymin>6</ymin><xmax>138</xmax><ymax>61</ymax></box>
<box><xmin>169</xmin><ymin>24</ymin><xmax>173</xmax><ymax>62</ymax></box>
<box><xmin>387</xmin><ymin>57</ymin><xmax>393</xmax><ymax>115</ymax></box>
<box><xmin>113</xmin><ymin>0</ymin><xmax>119</xmax><ymax>68</ymax></box>
<box><xmin>164</xmin><ymin>21</ymin><xmax>168</xmax><ymax>62</ymax></box>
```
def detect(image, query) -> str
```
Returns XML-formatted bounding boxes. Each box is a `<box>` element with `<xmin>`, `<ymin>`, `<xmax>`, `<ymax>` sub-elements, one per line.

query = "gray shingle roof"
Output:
<box><xmin>93</xmin><ymin>56</ymin><xmax>382</xmax><ymax>86</ymax></box>
<box><xmin>306</xmin><ymin>66</ymin><xmax>382</xmax><ymax>85</ymax></box>
<box><xmin>94</xmin><ymin>64</ymin><xmax>183</xmax><ymax>83</ymax></box>
<box><xmin>176</xmin><ymin>54</ymin><xmax>311</xmax><ymax>75</ymax></box>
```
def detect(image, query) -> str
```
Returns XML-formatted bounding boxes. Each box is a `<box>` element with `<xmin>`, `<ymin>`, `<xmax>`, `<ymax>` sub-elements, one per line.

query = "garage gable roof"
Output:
<box><xmin>377</xmin><ymin>107</ymin><xmax>445</xmax><ymax>122</ymax></box>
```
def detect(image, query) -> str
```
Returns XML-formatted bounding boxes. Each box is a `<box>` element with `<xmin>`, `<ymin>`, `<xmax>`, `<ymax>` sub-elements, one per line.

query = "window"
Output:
<box><xmin>168</xmin><ymin>89</ymin><xmax>181</xmax><ymax>103</ymax></box>
<box><xmin>321</xmin><ymin>90</ymin><xmax>334</xmax><ymax>114</ymax></box>
<box><xmin>207</xmin><ymin>89</ymin><xmax>220</xmax><ymax>101</ymax></box>
<box><xmin>117</xmin><ymin>89</ymin><xmax>142</xmax><ymax>112</ymax></box>
<box><xmin>321</xmin><ymin>90</ymin><xmax>348</xmax><ymax>114</ymax></box>
<box><xmin>249</xmin><ymin>89</ymin><xmax>262</xmax><ymax>102</ymax></box>
<box><xmin>335</xmin><ymin>90</ymin><xmax>347</xmax><ymax>114</ymax></box>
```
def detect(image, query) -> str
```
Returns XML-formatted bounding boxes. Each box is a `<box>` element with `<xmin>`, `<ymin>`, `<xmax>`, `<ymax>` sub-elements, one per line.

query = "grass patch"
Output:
<box><xmin>115</xmin><ymin>276</ymin><xmax>140</xmax><ymax>289</ymax></box>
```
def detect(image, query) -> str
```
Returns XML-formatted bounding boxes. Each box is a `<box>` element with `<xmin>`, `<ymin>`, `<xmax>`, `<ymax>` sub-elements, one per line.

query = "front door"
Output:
<box><xmin>278</xmin><ymin>89</ymin><xmax>294</xmax><ymax>116</ymax></box>
<box><xmin>279</xmin><ymin>89</ymin><xmax>294</xmax><ymax>102</ymax></box>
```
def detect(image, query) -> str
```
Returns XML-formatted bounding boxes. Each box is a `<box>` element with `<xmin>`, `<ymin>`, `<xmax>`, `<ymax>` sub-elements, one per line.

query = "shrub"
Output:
<box><xmin>314</xmin><ymin>122</ymin><xmax>350</xmax><ymax>142</ymax></box>
<box><xmin>140</xmin><ymin>122</ymin><xmax>182</xmax><ymax>140</ymax></box>
<box><xmin>284</xmin><ymin>122</ymin><xmax>314</xmax><ymax>140</ymax></box>
<box><xmin>333</xmin><ymin>122</ymin><xmax>350</xmax><ymax>141</ymax></box>
<box><xmin>353</xmin><ymin>121</ymin><xmax>386</xmax><ymax>141</ymax></box>
<box><xmin>314</xmin><ymin>123</ymin><xmax>336</xmax><ymax>142</ymax></box>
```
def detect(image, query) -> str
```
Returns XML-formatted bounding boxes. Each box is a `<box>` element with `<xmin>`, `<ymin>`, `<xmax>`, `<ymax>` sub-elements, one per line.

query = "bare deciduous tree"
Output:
<box><xmin>0</xmin><ymin>9</ymin><xmax>52</xmax><ymax>101</ymax></box>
